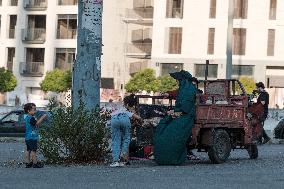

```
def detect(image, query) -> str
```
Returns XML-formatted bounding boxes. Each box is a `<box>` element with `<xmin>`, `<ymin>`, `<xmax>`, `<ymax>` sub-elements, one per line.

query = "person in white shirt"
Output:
<box><xmin>110</xmin><ymin>94</ymin><xmax>141</xmax><ymax>167</ymax></box>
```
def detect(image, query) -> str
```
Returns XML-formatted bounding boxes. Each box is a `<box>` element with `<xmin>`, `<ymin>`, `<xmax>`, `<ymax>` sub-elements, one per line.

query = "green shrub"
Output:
<box><xmin>39</xmin><ymin>104</ymin><xmax>110</xmax><ymax>164</ymax></box>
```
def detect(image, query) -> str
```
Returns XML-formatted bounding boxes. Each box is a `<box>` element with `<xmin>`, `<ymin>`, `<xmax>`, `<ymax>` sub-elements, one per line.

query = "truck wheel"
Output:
<box><xmin>208</xmin><ymin>129</ymin><xmax>231</xmax><ymax>164</ymax></box>
<box><xmin>247</xmin><ymin>144</ymin><xmax>258</xmax><ymax>159</ymax></box>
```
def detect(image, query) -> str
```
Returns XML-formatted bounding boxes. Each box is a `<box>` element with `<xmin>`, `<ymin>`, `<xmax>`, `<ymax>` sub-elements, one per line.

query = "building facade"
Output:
<box><xmin>0</xmin><ymin>0</ymin><xmax>284</xmax><ymax>107</ymax></box>
<box><xmin>0</xmin><ymin>0</ymin><xmax>129</xmax><ymax>105</ymax></box>
<box><xmin>150</xmin><ymin>0</ymin><xmax>284</xmax><ymax>108</ymax></box>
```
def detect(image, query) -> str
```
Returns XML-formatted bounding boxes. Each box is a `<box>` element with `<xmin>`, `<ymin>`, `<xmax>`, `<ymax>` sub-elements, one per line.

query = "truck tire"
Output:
<box><xmin>208</xmin><ymin>129</ymin><xmax>231</xmax><ymax>164</ymax></box>
<box><xmin>247</xmin><ymin>144</ymin><xmax>258</xmax><ymax>159</ymax></box>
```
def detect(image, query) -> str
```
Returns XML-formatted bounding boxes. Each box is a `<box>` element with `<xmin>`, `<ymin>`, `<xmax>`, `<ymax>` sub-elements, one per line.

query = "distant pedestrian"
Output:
<box><xmin>255</xmin><ymin>82</ymin><xmax>271</xmax><ymax>144</ymax></box>
<box><xmin>110</xmin><ymin>94</ymin><xmax>141</xmax><ymax>167</ymax></box>
<box><xmin>24</xmin><ymin>103</ymin><xmax>47</xmax><ymax>168</ymax></box>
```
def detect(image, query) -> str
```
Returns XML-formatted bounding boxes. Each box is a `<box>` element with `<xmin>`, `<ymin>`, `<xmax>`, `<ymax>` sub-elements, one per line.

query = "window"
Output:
<box><xmin>57</xmin><ymin>15</ymin><xmax>77</xmax><ymax>39</ymax></box>
<box><xmin>233</xmin><ymin>28</ymin><xmax>246</xmax><ymax>55</ymax></box>
<box><xmin>166</xmin><ymin>0</ymin><xmax>184</xmax><ymax>18</ymax></box>
<box><xmin>267</xmin><ymin>29</ymin><xmax>275</xmax><ymax>56</ymax></box>
<box><xmin>269</xmin><ymin>0</ymin><xmax>277</xmax><ymax>20</ymax></box>
<box><xmin>209</xmin><ymin>0</ymin><xmax>217</xmax><ymax>18</ymax></box>
<box><xmin>165</xmin><ymin>27</ymin><xmax>182</xmax><ymax>54</ymax></box>
<box><xmin>232</xmin><ymin>65</ymin><xmax>254</xmax><ymax>77</ymax></box>
<box><xmin>160</xmin><ymin>63</ymin><xmax>183</xmax><ymax>76</ymax></box>
<box><xmin>101</xmin><ymin>78</ymin><xmax>114</xmax><ymax>89</ymax></box>
<box><xmin>55</xmin><ymin>48</ymin><xmax>76</xmax><ymax>70</ymax></box>
<box><xmin>2</xmin><ymin>112</ymin><xmax>21</xmax><ymax>123</ymax></box>
<box><xmin>21</xmin><ymin>49</ymin><xmax>45</xmax><ymax>76</ymax></box>
<box><xmin>8</xmin><ymin>15</ymin><xmax>17</xmax><ymax>39</ymax></box>
<box><xmin>233</xmin><ymin>0</ymin><xmax>248</xmax><ymax>19</ymax></box>
<box><xmin>195</xmin><ymin>64</ymin><xmax>218</xmax><ymax>78</ymax></box>
<box><xmin>0</xmin><ymin>0</ymin><xmax>2</xmax><ymax>6</ymax></box>
<box><xmin>7</xmin><ymin>47</ymin><xmax>15</xmax><ymax>71</ymax></box>
<box><xmin>58</xmin><ymin>0</ymin><xmax>78</xmax><ymax>5</ymax></box>
<box><xmin>207</xmin><ymin>28</ymin><xmax>215</xmax><ymax>55</ymax></box>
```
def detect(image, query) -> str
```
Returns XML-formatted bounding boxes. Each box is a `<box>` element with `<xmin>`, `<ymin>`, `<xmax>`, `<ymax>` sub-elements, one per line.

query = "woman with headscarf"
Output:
<box><xmin>154</xmin><ymin>70</ymin><xmax>197</xmax><ymax>165</ymax></box>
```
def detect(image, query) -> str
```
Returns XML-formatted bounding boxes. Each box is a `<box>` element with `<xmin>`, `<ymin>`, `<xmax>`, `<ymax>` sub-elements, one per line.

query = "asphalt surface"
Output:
<box><xmin>0</xmin><ymin>141</ymin><xmax>283</xmax><ymax>189</ymax></box>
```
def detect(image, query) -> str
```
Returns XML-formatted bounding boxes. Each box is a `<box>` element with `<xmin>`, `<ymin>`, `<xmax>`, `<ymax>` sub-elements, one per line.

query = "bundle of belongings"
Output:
<box><xmin>153</xmin><ymin>70</ymin><xmax>197</xmax><ymax>165</ymax></box>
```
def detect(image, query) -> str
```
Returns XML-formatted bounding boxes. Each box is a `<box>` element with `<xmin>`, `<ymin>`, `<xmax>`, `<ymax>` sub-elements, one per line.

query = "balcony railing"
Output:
<box><xmin>22</xmin><ymin>28</ymin><xmax>46</xmax><ymax>43</ymax></box>
<box><xmin>10</xmin><ymin>0</ymin><xmax>18</xmax><ymax>6</ymax></box>
<box><xmin>133</xmin><ymin>0</ymin><xmax>153</xmax><ymax>9</ymax></box>
<box><xmin>131</xmin><ymin>28</ymin><xmax>152</xmax><ymax>42</ymax></box>
<box><xmin>58</xmin><ymin>0</ymin><xmax>78</xmax><ymax>5</ymax></box>
<box><xmin>126</xmin><ymin>43</ymin><xmax>152</xmax><ymax>56</ymax></box>
<box><xmin>7</xmin><ymin>61</ymin><xmax>13</xmax><ymax>71</ymax></box>
<box><xmin>130</xmin><ymin>60</ymin><xmax>149</xmax><ymax>75</ymax></box>
<box><xmin>20</xmin><ymin>62</ymin><xmax>44</xmax><ymax>77</ymax></box>
<box><xmin>57</xmin><ymin>29</ymin><xmax>77</xmax><ymax>39</ymax></box>
<box><xmin>55</xmin><ymin>61</ymin><xmax>72</xmax><ymax>71</ymax></box>
<box><xmin>24</xmin><ymin>0</ymin><xmax>47</xmax><ymax>10</ymax></box>
<box><xmin>8</xmin><ymin>29</ymin><xmax>15</xmax><ymax>39</ymax></box>
<box><xmin>166</xmin><ymin>8</ymin><xmax>183</xmax><ymax>19</ymax></box>
<box><xmin>124</xmin><ymin>8</ymin><xmax>153</xmax><ymax>23</ymax></box>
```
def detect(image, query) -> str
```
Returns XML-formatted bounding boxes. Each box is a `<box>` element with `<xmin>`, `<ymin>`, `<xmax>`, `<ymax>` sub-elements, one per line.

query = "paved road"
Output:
<box><xmin>0</xmin><ymin>142</ymin><xmax>283</xmax><ymax>189</ymax></box>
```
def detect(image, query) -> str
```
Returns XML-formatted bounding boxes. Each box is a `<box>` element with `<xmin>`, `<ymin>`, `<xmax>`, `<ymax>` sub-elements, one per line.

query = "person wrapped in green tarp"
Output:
<box><xmin>154</xmin><ymin>70</ymin><xmax>196</xmax><ymax>165</ymax></box>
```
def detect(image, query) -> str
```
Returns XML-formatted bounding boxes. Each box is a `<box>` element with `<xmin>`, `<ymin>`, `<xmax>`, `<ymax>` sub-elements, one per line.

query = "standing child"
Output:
<box><xmin>110</xmin><ymin>94</ymin><xmax>141</xmax><ymax>167</ymax></box>
<box><xmin>24</xmin><ymin>103</ymin><xmax>47</xmax><ymax>168</ymax></box>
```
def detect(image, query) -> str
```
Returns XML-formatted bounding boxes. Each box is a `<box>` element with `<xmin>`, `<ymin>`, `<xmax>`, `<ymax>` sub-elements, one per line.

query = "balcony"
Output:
<box><xmin>133</xmin><ymin>0</ymin><xmax>153</xmax><ymax>9</ymax></box>
<box><xmin>124</xmin><ymin>8</ymin><xmax>153</xmax><ymax>24</ymax></box>
<box><xmin>57</xmin><ymin>29</ymin><xmax>77</xmax><ymax>39</ymax></box>
<box><xmin>126</xmin><ymin>43</ymin><xmax>152</xmax><ymax>57</ymax></box>
<box><xmin>20</xmin><ymin>62</ymin><xmax>44</xmax><ymax>77</ymax></box>
<box><xmin>22</xmin><ymin>28</ymin><xmax>46</xmax><ymax>43</ymax></box>
<box><xmin>130</xmin><ymin>60</ymin><xmax>149</xmax><ymax>75</ymax></box>
<box><xmin>131</xmin><ymin>28</ymin><xmax>152</xmax><ymax>43</ymax></box>
<box><xmin>24</xmin><ymin>0</ymin><xmax>47</xmax><ymax>10</ymax></box>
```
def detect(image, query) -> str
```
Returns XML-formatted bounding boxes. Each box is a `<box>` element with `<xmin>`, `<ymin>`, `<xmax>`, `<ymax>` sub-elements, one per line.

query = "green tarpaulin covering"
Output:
<box><xmin>154</xmin><ymin>71</ymin><xmax>196</xmax><ymax>165</ymax></box>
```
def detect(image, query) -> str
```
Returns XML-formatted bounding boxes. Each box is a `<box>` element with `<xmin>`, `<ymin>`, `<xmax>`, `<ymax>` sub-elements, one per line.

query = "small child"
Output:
<box><xmin>110</xmin><ymin>94</ymin><xmax>141</xmax><ymax>167</ymax></box>
<box><xmin>24</xmin><ymin>103</ymin><xmax>47</xmax><ymax>168</ymax></box>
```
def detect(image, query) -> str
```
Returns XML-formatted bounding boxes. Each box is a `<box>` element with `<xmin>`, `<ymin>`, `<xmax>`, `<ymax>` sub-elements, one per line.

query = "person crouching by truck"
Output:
<box><xmin>110</xmin><ymin>94</ymin><xmax>142</xmax><ymax>167</ymax></box>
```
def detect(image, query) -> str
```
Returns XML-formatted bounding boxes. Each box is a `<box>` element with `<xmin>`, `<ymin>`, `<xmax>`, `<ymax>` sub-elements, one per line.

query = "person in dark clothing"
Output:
<box><xmin>255</xmin><ymin>82</ymin><xmax>271</xmax><ymax>144</ymax></box>
<box><xmin>154</xmin><ymin>70</ymin><xmax>197</xmax><ymax>165</ymax></box>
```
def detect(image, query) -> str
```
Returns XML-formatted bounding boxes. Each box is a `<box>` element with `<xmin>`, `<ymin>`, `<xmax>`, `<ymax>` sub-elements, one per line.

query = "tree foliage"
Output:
<box><xmin>125</xmin><ymin>69</ymin><xmax>179</xmax><ymax>93</ymax></box>
<box><xmin>0</xmin><ymin>67</ymin><xmax>17</xmax><ymax>93</ymax></box>
<box><xmin>157</xmin><ymin>75</ymin><xmax>178</xmax><ymax>93</ymax></box>
<box><xmin>125</xmin><ymin>69</ymin><xmax>160</xmax><ymax>93</ymax></box>
<box><xmin>40</xmin><ymin>69</ymin><xmax>72</xmax><ymax>93</ymax></box>
<box><xmin>237</xmin><ymin>76</ymin><xmax>255</xmax><ymax>94</ymax></box>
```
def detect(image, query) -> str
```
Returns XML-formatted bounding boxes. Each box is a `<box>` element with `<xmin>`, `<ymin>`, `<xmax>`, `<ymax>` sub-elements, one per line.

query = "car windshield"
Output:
<box><xmin>1</xmin><ymin>112</ymin><xmax>21</xmax><ymax>123</ymax></box>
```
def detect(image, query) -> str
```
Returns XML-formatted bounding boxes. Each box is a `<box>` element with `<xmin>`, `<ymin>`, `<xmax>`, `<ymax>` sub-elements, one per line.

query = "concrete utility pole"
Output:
<box><xmin>72</xmin><ymin>0</ymin><xmax>103</xmax><ymax>110</ymax></box>
<box><xmin>226</xmin><ymin>0</ymin><xmax>233</xmax><ymax>79</ymax></box>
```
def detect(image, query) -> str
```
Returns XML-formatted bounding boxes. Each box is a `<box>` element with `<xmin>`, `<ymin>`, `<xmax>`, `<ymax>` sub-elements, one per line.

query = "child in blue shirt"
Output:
<box><xmin>24</xmin><ymin>103</ymin><xmax>47</xmax><ymax>168</ymax></box>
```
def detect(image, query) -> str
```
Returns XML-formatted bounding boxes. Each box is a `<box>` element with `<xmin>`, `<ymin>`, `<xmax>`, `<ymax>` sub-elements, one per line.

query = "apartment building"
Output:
<box><xmin>1</xmin><ymin>0</ymin><xmax>284</xmax><ymax>107</ymax></box>
<box><xmin>0</xmin><ymin>0</ymin><xmax>77</xmax><ymax>105</ymax></box>
<box><xmin>150</xmin><ymin>0</ymin><xmax>284</xmax><ymax>107</ymax></box>
<box><xmin>0</xmin><ymin>0</ymin><xmax>128</xmax><ymax>105</ymax></box>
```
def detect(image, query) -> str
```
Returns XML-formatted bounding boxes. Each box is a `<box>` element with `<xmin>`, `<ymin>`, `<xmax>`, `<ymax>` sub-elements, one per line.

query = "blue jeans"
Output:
<box><xmin>111</xmin><ymin>113</ymin><xmax>131</xmax><ymax>162</ymax></box>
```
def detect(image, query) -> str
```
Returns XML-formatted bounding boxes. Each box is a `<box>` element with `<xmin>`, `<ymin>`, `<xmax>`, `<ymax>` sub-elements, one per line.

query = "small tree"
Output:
<box><xmin>0</xmin><ymin>67</ymin><xmax>17</xmax><ymax>93</ymax></box>
<box><xmin>125</xmin><ymin>69</ymin><xmax>160</xmax><ymax>93</ymax></box>
<box><xmin>157</xmin><ymin>75</ymin><xmax>178</xmax><ymax>93</ymax></box>
<box><xmin>237</xmin><ymin>76</ymin><xmax>255</xmax><ymax>94</ymax></box>
<box><xmin>40</xmin><ymin>69</ymin><xmax>72</xmax><ymax>93</ymax></box>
